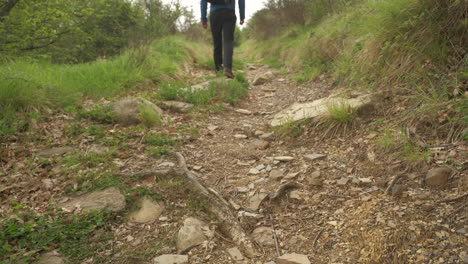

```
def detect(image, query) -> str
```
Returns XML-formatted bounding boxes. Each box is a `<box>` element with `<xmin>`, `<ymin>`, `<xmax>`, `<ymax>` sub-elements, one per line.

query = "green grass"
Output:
<box><xmin>139</xmin><ymin>104</ymin><xmax>161</xmax><ymax>128</ymax></box>
<box><xmin>0</xmin><ymin>36</ymin><xmax>204</xmax><ymax>115</ymax></box>
<box><xmin>0</xmin><ymin>209</ymin><xmax>116</xmax><ymax>264</ymax></box>
<box><xmin>77</xmin><ymin>105</ymin><xmax>116</xmax><ymax>124</ymax></box>
<box><xmin>184</xmin><ymin>73</ymin><xmax>249</xmax><ymax>106</ymax></box>
<box><xmin>145</xmin><ymin>133</ymin><xmax>175</xmax><ymax>147</ymax></box>
<box><xmin>326</xmin><ymin>101</ymin><xmax>358</xmax><ymax>124</ymax></box>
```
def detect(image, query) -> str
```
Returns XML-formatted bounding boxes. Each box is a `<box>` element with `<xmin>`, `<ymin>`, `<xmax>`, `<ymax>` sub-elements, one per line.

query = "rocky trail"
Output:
<box><xmin>1</xmin><ymin>64</ymin><xmax>467</xmax><ymax>264</ymax></box>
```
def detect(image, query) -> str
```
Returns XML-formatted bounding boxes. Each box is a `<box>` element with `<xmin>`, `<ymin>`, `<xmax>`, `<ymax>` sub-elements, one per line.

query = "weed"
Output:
<box><xmin>326</xmin><ymin>101</ymin><xmax>357</xmax><ymax>124</ymax></box>
<box><xmin>273</xmin><ymin>118</ymin><xmax>303</xmax><ymax>138</ymax></box>
<box><xmin>147</xmin><ymin>146</ymin><xmax>171</xmax><ymax>157</ymax></box>
<box><xmin>376</xmin><ymin>128</ymin><xmax>399</xmax><ymax>151</ymax></box>
<box><xmin>62</xmin><ymin>151</ymin><xmax>114</xmax><ymax>169</ymax></box>
<box><xmin>157</xmin><ymin>82</ymin><xmax>185</xmax><ymax>101</ymax></box>
<box><xmin>183</xmin><ymin>74</ymin><xmax>249</xmax><ymax>106</ymax></box>
<box><xmin>139</xmin><ymin>104</ymin><xmax>161</xmax><ymax>128</ymax></box>
<box><xmin>401</xmin><ymin>141</ymin><xmax>430</xmax><ymax>162</ymax></box>
<box><xmin>145</xmin><ymin>133</ymin><xmax>175</xmax><ymax>147</ymax></box>
<box><xmin>77</xmin><ymin>105</ymin><xmax>116</xmax><ymax>124</ymax></box>
<box><xmin>0</xmin><ymin>210</ymin><xmax>115</xmax><ymax>263</ymax></box>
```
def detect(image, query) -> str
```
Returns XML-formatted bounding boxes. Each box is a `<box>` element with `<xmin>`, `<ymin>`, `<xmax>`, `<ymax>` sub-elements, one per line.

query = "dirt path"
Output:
<box><xmin>175</xmin><ymin>65</ymin><xmax>467</xmax><ymax>264</ymax></box>
<box><xmin>1</xmin><ymin>64</ymin><xmax>466</xmax><ymax>264</ymax></box>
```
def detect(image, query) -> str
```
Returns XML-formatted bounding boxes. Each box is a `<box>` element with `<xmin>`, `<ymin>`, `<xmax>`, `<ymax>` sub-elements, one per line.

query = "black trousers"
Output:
<box><xmin>210</xmin><ymin>8</ymin><xmax>236</xmax><ymax>71</ymax></box>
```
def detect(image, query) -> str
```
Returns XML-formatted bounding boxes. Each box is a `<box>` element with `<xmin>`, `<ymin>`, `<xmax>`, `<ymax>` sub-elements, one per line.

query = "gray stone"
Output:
<box><xmin>337</xmin><ymin>178</ymin><xmax>349</xmax><ymax>186</ymax></box>
<box><xmin>235</xmin><ymin>109</ymin><xmax>252</xmax><ymax>115</ymax></box>
<box><xmin>277</xmin><ymin>253</ymin><xmax>311</xmax><ymax>264</ymax></box>
<box><xmin>227</xmin><ymin>247</ymin><xmax>244</xmax><ymax>261</ymax></box>
<box><xmin>235</xmin><ymin>134</ymin><xmax>248</xmax><ymax>139</ymax></box>
<box><xmin>260</xmin><ymin>132</ymin><xmax>274</xmax><ymax>139</ymax></box>
<box><xmin>249</xmin><ymin>168</ymin><xmax>261</xmax><ymax>175</ymax></box>
<box><xmin>274</xmin><ymin>156</ymin><xmax>294</xmax><ymax>162</ymax></box>
<box><xmin>38</xmin><ymin>147</ymin><xmax>75</xmax><ymax>158</ymax></box>
<box><xmin>426</xmin><ymin>167</ymin><xmax>452</xmax><ymax>187</ymax></box>
<box><xmin>159</xmin><ymin>101</ymin><xmax>193</xmax><ymax>113</ymax></box>
<box><xmin>247</xmin><ymin>193</ymin><xmax>268</xmax><ymax>211</ymax></box>
<box><xmin>252</xmin><ymin>226</ymin><xmax>275</xmax><ymax>247</ymax></box>
<box><xmin>189</xmin><ymin>78</ymin><xmax>230</xmax><ymax>91</ymax></box>
<box><xmin>113</xmin><ymin>97</ymin><xmax>162</xmax><ymax>126</ymax></box>
<box><xmin>88</xmin><ymin>144</ymin><xmax>110</xmax><ymax>154</ymax></box>
<box><xmin>252</xmin><ymin>139</ymin><xmax>270</xmax><ymax>150</ymax></box>
<box><xmin>253</xmin><ymin>71</ymin><xmax>275</xmax><ymax>86</ymax></box>
<box><xmin>128</xmin><ymin>197</ymin><xmax>164</xmax><ymax>224</ymax></box>
<box><xmin>304</xmin><ymin>154</ymin><xmax>327</xmax><ymax>161</ymax></box>
<box><xmin>271</xmin><ymin>94</ymin><xmax>375</xmax><ymax>127</ymax></box>
<box><xmin>237</xmin><ymin>187</ymin><xmax>249</xmax><ymax>193</ymax></box>
<box><xmin>265</xmin><ymin>262</ymin><xmax>276</xmax><ymax>264</ymax></box>
<box><xmin>59</xmin><ymin>187</ymin><xmax>125</xmax><ymax>212</ymax></box>
<box><xmin>153</xmin><ymin>254</ymin><xmax>188</xmax><ymax>264</ymax></box>
<box><xmin>270</xmin><ymin>170</ymin><xmax>283</xmax><ymax>179</ymax></box>
<box><xmin>176</xmin><ymin>217</ymin><xmax>207</xmax><ymax>252</ymax></box>
<box><xmin>36</xmin><ymin>251</ymin><xmax>64</xmax><ymax>264</ymax></box>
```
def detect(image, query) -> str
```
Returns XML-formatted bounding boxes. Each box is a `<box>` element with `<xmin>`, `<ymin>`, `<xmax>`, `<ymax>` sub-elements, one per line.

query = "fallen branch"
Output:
<box><xmin>385</xmin><ymin>168</ymin><xmax>409</xmax><ymax>195</ymax></box>
<box><xmin>312</xmin><ymin>229</ymin><xmax>324</xmax><ymax>249</ymax></box>
<box><xmin>441</xmin><ymin>193</ymin><xmax>468</xmax><ymax>203</ymax></box>
<box><xmin>174</xmin><ymin>152</ymin><xmax>258</xmax><ymax>257</ymax></box>
<box><xmin>269</xmin><ymin>182</ymin><xmax>301</xmax><ymax>200</ymax></box>
<box><xmin>446</xmin><ymin>200</ymin><xmax>468</xmax><ymax>218</ymax></box>
<box><xmin>269</xmin><ymin>215</ymin><xmax>281</xmax><ymax>257</ymax></box>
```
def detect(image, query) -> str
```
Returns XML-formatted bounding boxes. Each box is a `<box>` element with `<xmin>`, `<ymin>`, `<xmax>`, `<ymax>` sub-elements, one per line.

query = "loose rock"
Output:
<box><xmin>113</xmin><ymin>97</ymin><xmax>162</xmax><ymax>126</ymax></box>
<box><xmin>304</xmin><ymin>154</ymin><xmax>327</xmax><ymax>161</ymax></box>
<box><xmin>277</xmin><ymin>253</ymin><xmax>311</xmax><ymax>264</ymax></box>
<box><xmin>271</xmin><ymin>94</ymin><xmax>375</xmax><ymax>127</ymax></box>
<box><xmin>153</xmin><ymin>254</ymin><xmax>188</xmax><ymax>264</ymax></box>
<box><xmin>270</xmin><ymin>170</ymin><xmax>284</xmax><ymax>179</ymax></box>
<box><xmin>235</xmin><ymin>109</ymin><xmax>252</xmax><ymax>115</ymax></box>
<box><xmin>274</xmin><ymin>156</ymin><xmax>294</xmax><ymax>162</ymax></box>
<box><xmin>59</xmin><ymin>187</ymin><xmax>126</xmax><ymax>212</ymax></box>
<box><xmin>176</xmin><ymin>217</ymin><xmax>207</xmax><ymax>252</ymax></box>
<box><xmin>252</xmin><ymin>226</ymin><xmax>275</xmax><ymax>247</ymax></box>
<box><xmin>38</xmin><ymin>147</ymin><xmax>75</xmax><ymax>158</ymax></box>
<box><xmin>159</xmin><ymin>101</ymin><xmax>193</xmax><ymax>113</ymax></box>
<box><xmin>253</xmin><ymin>71</ymin><xmax>275</xmax><ymax>86</ymax></box>
<box><xmin>425</xmin><ymin>167</ymin><xmax>452</xmax><ymax>187</ymax></box>
<box><xmin>247</xmin><ymin>193</ymin><xmax>268</xmax><ymax>211</ymax></box>
<box><xmin>337</xmin><ymin>177</ymin><xmax>349</xmax><ymax>186</ymax></box>
<box><xmin>252</xmin><ymin>139</ymin><xmax>270</xmax><ymax>150</ymax></box>
<box><xmin>128</xmin><ymin>197</ymin><xmax>164</xmax><ymax>224</ymax></box>
<box><xmin>36</xmin><ymin>251</ymin><xmax>64</xmax><ymax>264</ymax></box>
<box><xmin>227</xmin><ymin>247</ymin><xmax>244</xmax><ymax>261</ymax></box>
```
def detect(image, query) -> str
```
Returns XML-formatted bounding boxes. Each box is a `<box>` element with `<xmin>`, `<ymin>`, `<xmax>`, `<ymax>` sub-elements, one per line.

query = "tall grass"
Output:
<box><xmin>244</xmin><ymin>0</ymin><xmax>466</xmax><ymax>88</ymax></box>
<box><xmin>0</xmin><ymin>36</ymin><xmax>206</xmax><ymax>114</ymax></box>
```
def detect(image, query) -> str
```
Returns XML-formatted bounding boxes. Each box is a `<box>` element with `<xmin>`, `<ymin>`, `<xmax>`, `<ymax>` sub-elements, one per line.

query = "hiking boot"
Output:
<box><xmin>224</xmin><ymin>68</ymin><xmax>234</xmax><ymax>79</ymax></box>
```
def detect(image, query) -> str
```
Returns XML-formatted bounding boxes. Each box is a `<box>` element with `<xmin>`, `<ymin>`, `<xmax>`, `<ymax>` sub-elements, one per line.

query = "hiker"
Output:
<box><xmin>201</xmin><ymin>0</ymin><xmax>245</xmax><ymax>79</ymax></box>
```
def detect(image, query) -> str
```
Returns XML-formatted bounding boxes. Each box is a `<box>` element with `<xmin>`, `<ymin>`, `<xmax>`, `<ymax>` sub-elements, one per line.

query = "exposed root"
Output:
<box><xmin>269</xmin><ymin>182</ymin><xmax>302</xmax><ymax>200</ymax></box>
<box><xmin>173</xmin><ymin>152</ymin><xmax>258</xmax><ymax>257</ymax></box>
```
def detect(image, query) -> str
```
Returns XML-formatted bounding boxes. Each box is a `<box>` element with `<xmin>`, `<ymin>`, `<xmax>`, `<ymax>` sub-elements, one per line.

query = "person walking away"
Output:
<box><xmin>201</xmin><ymin>0</ymin><xmax>245</xmax><ymax>79</ymax></box>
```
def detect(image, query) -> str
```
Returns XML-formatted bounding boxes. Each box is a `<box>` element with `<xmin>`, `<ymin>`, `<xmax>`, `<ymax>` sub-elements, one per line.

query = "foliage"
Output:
<box><xmin>184</xmin><ymin>73</ymin><xmax>249</xmax><ymax>106</ymax></box>
<box><xmin>146</xmin><ymin>146</ymin><xmax>171</xmax><ymax>157</ymax></box>
<box><xmin>0</xmin><ymin>0</ymin><xmax>192</xmax><ymax>63</ymax></box>
<box><xmin>145</xmin><ymin>133</ymin><xmax>176</xmax><ymax>147</ymax></box>
<box><xmin>139</xmin><ymin>104</ymin><xmax>161</xmax><ymax>128</ymax></box>
<box><xmin>326</xmin><ymin>102</ymin><xmax>357</xmax><ymax>124</ymax></box>
<box><xmin>0</xmin><ymin>209</ymin><xmax>115</xmax><ymax>263</ymax></box>
<box><xmin>77</xmin><ymin>105</ymin><xmax>116</xmax><ymax>124</ymax></box>
<box><xmin>0</xmin><ymin>36</ymin><xmax>197</xmax><ymax>115</ymax></box>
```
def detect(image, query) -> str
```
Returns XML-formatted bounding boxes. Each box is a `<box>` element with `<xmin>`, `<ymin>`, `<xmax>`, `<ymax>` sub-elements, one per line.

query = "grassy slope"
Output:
<box><xmin>242</xmin><ymin>0</ymin><xmax>467</xmax><ymax>141</ymax></box>
<box><xmin>0</xmin><ymin>36</ymin><xmax>209</xmax><ymax>113</ymax></box>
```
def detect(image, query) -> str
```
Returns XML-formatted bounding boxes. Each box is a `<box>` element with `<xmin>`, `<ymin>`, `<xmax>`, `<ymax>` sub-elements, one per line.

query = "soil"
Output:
<box><xmin>0</xmin><ymin>64</ymin><xmax>467</xmax><ymax>264</ymax></box>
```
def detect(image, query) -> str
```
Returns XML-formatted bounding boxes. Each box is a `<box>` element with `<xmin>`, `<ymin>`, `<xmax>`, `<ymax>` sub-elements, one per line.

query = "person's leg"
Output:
<box><xmin>210</xmin><ymin>10</ymin><xmax>223</xmax><ymax>72</ymax></box>
<box><xmin>222</xmin><ymin>9</ymin><xmax>237</xmax><ymax>76</ymax></box>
